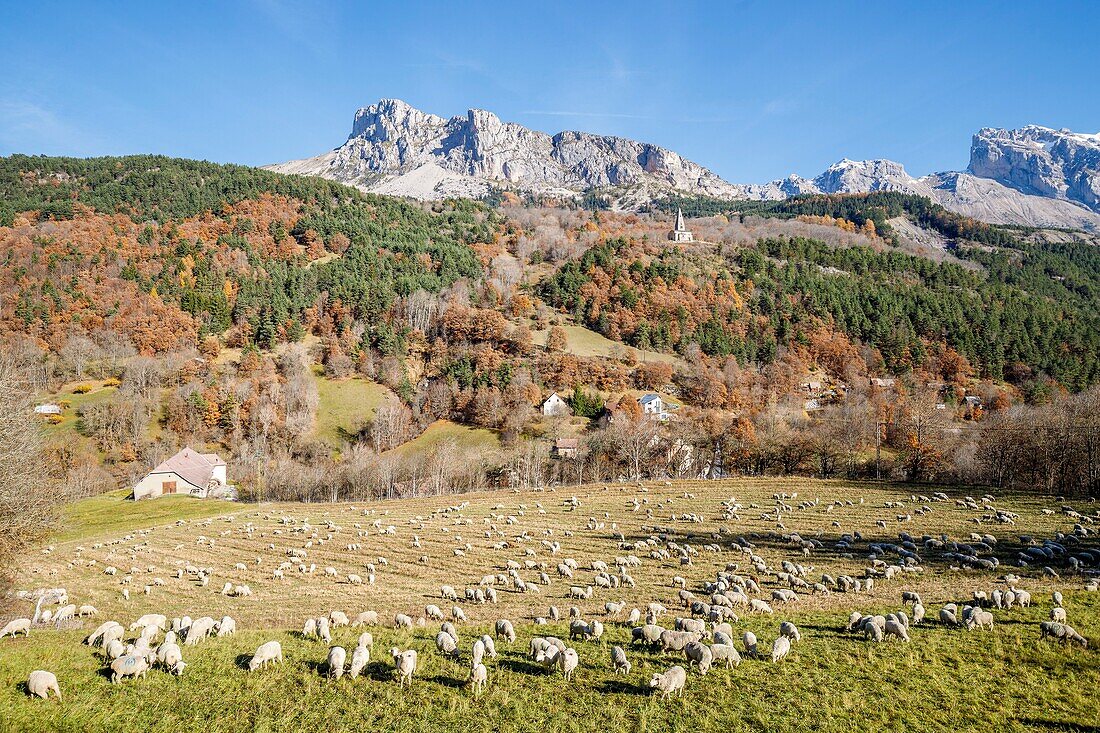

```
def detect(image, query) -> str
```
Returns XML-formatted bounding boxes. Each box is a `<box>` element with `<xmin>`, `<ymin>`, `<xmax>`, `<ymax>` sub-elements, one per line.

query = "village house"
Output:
<box><xmin>541</xmin><ymin>392</ymin><xmax>571</xmax><ymax>417</ymax></box>
<box><xmin>553</xmin><ymin>438</ymin><xmax>580</xmax><ymax>459</ymax></box>
<box><xmin>132</xmin><ymin>447</ymin><xmax>228</xmax><ymax>500</ymax></box>
<box><xmin>638</xmin><ymin>393</ymin><xmax>664</xmax><ymax>415</ymax></box>
<box><xmin>33</xmin><ymin>404</ymin><xmax>62</xmax><ymax>415</ymax></box>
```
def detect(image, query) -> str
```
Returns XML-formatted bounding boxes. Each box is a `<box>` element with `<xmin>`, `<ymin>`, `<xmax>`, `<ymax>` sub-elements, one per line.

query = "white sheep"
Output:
<box><xmin>156</xmin><ymin>642</ymin><xmax>182</xmax><ymax>669</ymax></box>
<box><xmin>26</xmin><ymin>671</ymin><xmax>61</xmax><ymax>700</ymax></box>
<box><xmin>391</xmin><ymin>648</ymin><xmax>417</xmax><ymax>687</ymax></box>
<box><xmin>683</xmin><ymin>641</ymin><xmax>713</xmax><ymax>675</ymax></box>
<box><xmin>770</xmin><ymin>635</ymin><xmax>791</xmax><ymax>662</ymax></box>
<box><xmin>469</xmin><ymin>662</ymin><xmax>488</xmax><ymax>696</ymax></box>
<box><xmin>110</xmin><ymin>655</ymin><xmax>149</xmax><ymax>683</ymax></box>
<box><xmin>1</xmin><ymin>618</ymin><xmax>32</xmax><ymax>639</ymax></box>
<box><xmin>649</xmin><ymin>665</ymin><xmax>687</xmax><ymax>699</ymax></box>
<box><xmin>216</xmin><ymin>616</ymin><xmax>236</xmax><ymax>637</ymax></box>
<box><xmin>779</xmin><ymin>621</ymin><xmax>801</xmax><ymax>642</ymax></box>
<box><xmin>249</xmin><ymin>641</ymin><xmax>283</xmax><ymax>671</ymax></box>
<box><xmin>610</xmin><ymin>645</ymin><xmax>631</xmax><ymax>674</ymax></box>
<box><xmin>557</xmin><ymin>647</ymin><xmax>579</xmax><ymax>680</ymax></box>
<box><xmin>327</xmin><ymin>646</ymin><xmax>347</xmax><ymax>679</ymax></box>
<box><xmin>349</xmin><ymin>645</ymin><xmax>370</xmax><ymax>678</ymax></box>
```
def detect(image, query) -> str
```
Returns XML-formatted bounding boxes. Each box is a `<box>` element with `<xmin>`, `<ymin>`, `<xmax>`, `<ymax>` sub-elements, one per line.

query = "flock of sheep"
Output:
<box><xmin>3</xmin><ymin>483</ymin><xmax>1098</xmax><ymax>706</ymax></box>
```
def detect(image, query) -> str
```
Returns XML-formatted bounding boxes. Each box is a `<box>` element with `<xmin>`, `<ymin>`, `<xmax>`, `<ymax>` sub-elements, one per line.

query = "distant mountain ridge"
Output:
<box><xmin>268</xmin><ymin>100</ymin><xmax>1100</xmax><ymax>231</ymax></box>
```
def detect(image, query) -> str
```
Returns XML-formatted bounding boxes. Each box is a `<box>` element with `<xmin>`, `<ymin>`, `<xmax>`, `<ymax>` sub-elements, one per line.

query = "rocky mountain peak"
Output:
<box><xmin>268</xmin><ymin>101</ymin><xmax>1100</xmax><ymax>231</ymax></box>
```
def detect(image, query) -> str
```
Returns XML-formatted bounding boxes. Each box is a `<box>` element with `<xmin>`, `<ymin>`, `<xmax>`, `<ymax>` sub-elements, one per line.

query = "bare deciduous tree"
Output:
<box><xmin>0</xmin><ymin>361</ymin><xmax>66</xmax><ymax>610</ymax></box>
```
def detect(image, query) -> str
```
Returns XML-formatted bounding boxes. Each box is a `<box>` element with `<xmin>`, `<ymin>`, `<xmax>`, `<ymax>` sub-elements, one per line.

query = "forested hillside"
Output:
<box><xmin>2</xmin><ymin>155</ymin><xmax>1098</xmax><ymax>500</ymax></box>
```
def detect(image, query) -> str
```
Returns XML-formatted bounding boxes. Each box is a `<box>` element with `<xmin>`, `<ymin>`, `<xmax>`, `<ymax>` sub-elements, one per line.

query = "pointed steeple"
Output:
<box><xmin>675</xmin><ymin>207</ymin><xmax>686</xmax><ymax>231</ymax></box>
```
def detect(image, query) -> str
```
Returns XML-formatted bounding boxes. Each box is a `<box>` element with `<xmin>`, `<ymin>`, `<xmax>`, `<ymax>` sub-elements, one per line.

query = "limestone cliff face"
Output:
<box><xmin>268</xmin><ymin>101</ymin><xmax>1100</xmax><ymax>231</ymax></box>
<box><xmin>270</xmin><ymin>99</ymin><xmax>742</xmax><ymax>200</ymax></box>
<box><xmin>968</xmin><ymin>125</ymin><xmax>1100</xmax><ymax>212</ymax></box>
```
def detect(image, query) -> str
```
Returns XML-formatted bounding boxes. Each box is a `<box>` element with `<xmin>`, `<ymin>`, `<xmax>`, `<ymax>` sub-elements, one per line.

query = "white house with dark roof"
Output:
<box><xmin>541</xmin><ymin>392</ymin><xmax>571</xmax><ymax>417</ymax></box>
<box><xmin>132</xmin><ymin>447</ymin><xmax>227</xmax><ymax>500</ymax></box>
<box><xmin>638</xmin><ymin>393</ymin><xmax>664</xmax><ymax>415</ymax></box>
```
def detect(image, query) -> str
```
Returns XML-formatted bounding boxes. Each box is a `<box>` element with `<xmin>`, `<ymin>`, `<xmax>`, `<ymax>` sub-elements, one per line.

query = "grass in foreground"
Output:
<box><xmin>0</xmin><ymin>601</ymin><xmax>1096</xmax><ymax>733</ymax></box>
<box><xmin>8</xmin><ymin>478</ymin><xmax>1099</xmax><ymax>732</ymax></box>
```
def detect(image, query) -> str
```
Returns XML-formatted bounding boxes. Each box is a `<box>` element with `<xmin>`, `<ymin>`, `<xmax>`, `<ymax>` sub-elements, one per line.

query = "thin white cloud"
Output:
<box><xmin>0</xmin><ymin>100</ymin><xmax>85</xmax><ymax>152</ymax></box>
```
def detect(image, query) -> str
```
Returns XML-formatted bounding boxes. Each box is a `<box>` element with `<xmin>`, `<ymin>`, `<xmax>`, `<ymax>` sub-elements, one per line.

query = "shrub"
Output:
<box><xmin>72</xmin><ymin>384</ymin><xmax>93</xmax><ymax>394</ymax></box>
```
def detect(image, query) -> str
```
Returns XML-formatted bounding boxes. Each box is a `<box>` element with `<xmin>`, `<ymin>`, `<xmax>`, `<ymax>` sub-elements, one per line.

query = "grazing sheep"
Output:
<box><xmin>495</xmin><ymin>619</ymin><xmax>516</xmax><ymax>643</ymax></box>
<box><xmin>631</xmin><ymin>624</ymin><xmax>665</xmax><ymax>646</ymax></box>
<box><xmin>939</xmin><ymin>605</ymin><xmax>959</xmax><ymax>627</ymax></box>
<box><xmin>884</xmin><ymin>618</ymin><xmax>911</xmax><ymax>641</ymax></box>
<box><xmin>1039</xmin><ymin>622</ymin><xmax>1088</xmax><ymax>647</ymax></box>
<box><xmin>330</xmin><ymin>611</ymin><xmax>350</xmax><ymax>627</ymax></box>
<box><xmin>391</xmin><ymin>648</ymin><xmax>418</xmax><ymax>686</ymax></box>
<box><xmin>749</xmin><ymin>599</ymin><xmax>774</xmax><ymax>614</ymax></box>
<box><xmin>742</xmin><ymin>631</ymin><xmax>759</xmax><ymax>659</ymax></box>
<box><xmin>78</xmin><ymin>605</ymin><xmax>98</xmax><ymax>617</ymax></box>
<box><xmin>770</xmin><ymin>635</ymin><xmax>792</xmax><ymax>662</ymax></box>
<box><xmin>683</xmin><ymin>641</ymin><xmax>714</xmax><ymax>675</ymax></box>
<box><xmin>660</xmin><ymin>630</ymin><xmax>701</xmax><ymax>652</ymax></box>
<box><xmin>469</xmin><ymin>662</ymin><xmax>488</xmax><ymax>695</ymax></box>
<box><xmin>557</xmin><ymin>647</ymin><xmax>579</xmax><ymax>680</ymax></box>
<box><xmin>129</xmin><ymin>614</ymin><xmax>166</xmax><ymax>632</ymax></box>
<box><xmin>249</xmin><ymin>641</ymin><xmax>283</xmax><ymax>671</ymax></box>
<box><xmin>85</xmin><ymin>621</ymin><xmax>121</xmax><ymax>646</ymax></box>
<box><xmin>302</xmin><ymin>618</ymin><xmax>317</xmax><ymax>637</ymax></box>
<box><xmin>104</xmin><ymin>639</ymin><xmax>125</xmax><ymax>660</ymax></box>
<box><xmin>472</xmin><ymin>639</ymin><xmax>486</xmax><ymax>668</ymax></box>
<box><xmin>26</xmin><ymin>671</ymin><xmax>61</xmax><ymax>700</ymax></box>
<box><xmin>327</xmin><ymin>646</ymin><xmax>347</xmax><ymax>679</ymax></box>
<box><xmin>912</xmin><ymin>602</ymin><xmax>926</xmax><ymax>625</ymax></box>
<box><xmin>110</xmin><ymin>655</ymin><xmax>149</xmax><ymax>683</ymax></box>
<box><xmin>779</xmin><ymin>621</ymin><xmax>801</xmax><ymax>642</ymax></box>
<box><xmin>353</xmin><ymin>611</ymin><xmax>379</xmax><ymax>627</ymax></box>
<box><xmin>394</xmin><ymin>613</ymin><xmax>414</xmax><ymax>630</ymax></box>
<box><xmin>426</xmin><ymin>605</ymin><xmax>445</xmax><ymax>621</ymax></box>
<box><xmin>480</xmin><ymin>635</ymin><xmax>498</xmax><ymax>659</ymax></box>
<box><xmin>965</xmin><ymin>609</ymin><xmax>994</xmax><ymax>631</ymax></box>
<box><xmin>184</xmin><ymin>617</ymin><xmax>216</xmax><ymax>645</ymax></box>
<box><xmin>216</xmin><ymin>616</ymin><xmax>236</xmax><ymax>637</ymax></box>
<box><xmin>1051</xmin><ymin>607</ymin><xmax>1067</xmax><ymax>623</ymax></box>
<box><xmin>708</xmin><ymin>643</ymin><xmax>742</xmax><ymax>668</ymax></box>
<box><xmin>435</xmin><ymin>631</ymin><xmax>459</xmax><ymax>658</ymax></box>
<box><xmin>0</xmin><ymin>618</ymin><xmax>31</xmax><ymax>639</ymax></box>
<box><xmin>649</xmin><ymin>665</ymin><xmax>687</xmax><ymax>699</ymax></box>
<box><xmin>610</xmin><ymin>645</ymin><xmax>631</xmax><ymax>674</ymax></box>
<box><xmin>156</xmin><ymin>642</ymin><xmax>182</xmax><ymax>669</ymax></box>
<box><xmin>349</xmin><ymin>645</ymin><xmax>370</xmax><ymax>678</ymax></box>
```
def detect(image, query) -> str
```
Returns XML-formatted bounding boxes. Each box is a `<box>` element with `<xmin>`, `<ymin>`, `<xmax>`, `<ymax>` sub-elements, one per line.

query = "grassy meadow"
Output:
<box><xmin>2</xmin><ymin>478</ymin><xmax>1097</xmax><ymax>732</ymax></box>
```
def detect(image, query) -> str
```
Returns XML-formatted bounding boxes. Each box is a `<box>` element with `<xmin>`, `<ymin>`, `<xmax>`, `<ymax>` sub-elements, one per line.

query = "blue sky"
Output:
<box><xmin>1</xmin><ymin>1</ymin><xmax>1096</xmax><ymax>182</ymax></box>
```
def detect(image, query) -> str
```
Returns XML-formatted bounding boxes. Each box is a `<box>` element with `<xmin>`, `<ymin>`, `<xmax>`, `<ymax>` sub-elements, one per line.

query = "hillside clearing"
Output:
<box><xmin>531</xmin><ymin>324</ymin><xmax>681</xmax><ymax>366</ymax></box>
<box><xmin>313</xmin><ymin>376</ymin><xmax>394</xmax><ymax>446</ymax></box>
<box><xmin>384</xmin><ymin>419</ymin><xmax>500</xmax><ymax>460</ymax></box>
